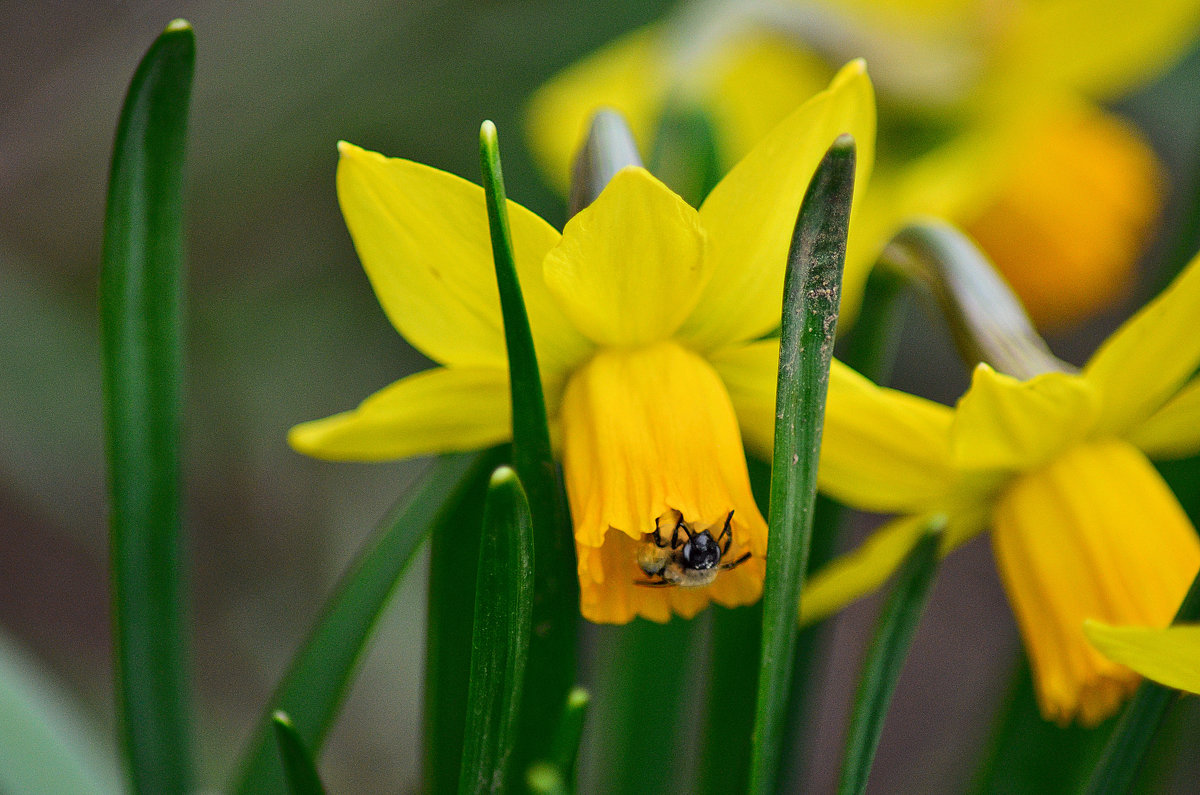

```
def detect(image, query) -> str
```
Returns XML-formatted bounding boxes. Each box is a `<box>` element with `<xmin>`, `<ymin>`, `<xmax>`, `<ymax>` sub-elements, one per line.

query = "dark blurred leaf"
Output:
<box><xmin>99</xmin><ymin>19</ymin><xmax>195</xmax><ymax>794</ymax></box>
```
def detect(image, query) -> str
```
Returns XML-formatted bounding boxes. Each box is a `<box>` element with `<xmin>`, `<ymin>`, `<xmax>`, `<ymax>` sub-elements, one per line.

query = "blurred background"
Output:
<box><xmin>5</xmin><ymin>1</ymin><xmax>1200</xmax><ymax>792</ymax></box>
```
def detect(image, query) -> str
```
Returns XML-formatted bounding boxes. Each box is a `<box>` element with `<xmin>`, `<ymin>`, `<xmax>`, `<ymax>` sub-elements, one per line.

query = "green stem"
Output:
<box><xmin>99</xmin><ymin>20</ymin><xmax>195</xmax><ymax>794</ymax></box>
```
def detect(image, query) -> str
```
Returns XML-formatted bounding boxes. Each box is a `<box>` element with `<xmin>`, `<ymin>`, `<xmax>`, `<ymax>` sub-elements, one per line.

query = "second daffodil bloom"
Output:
<box><xmin>527</xmin><ymin>0</ymin><xmax>1200</xmax><ymax>328</ymax></box>
<box><xmin>723</xmin><ymin>253</ymin><xmax>1200</xmax><ymax>726</ymax></box>
<box><xmin>289</xmin><ymin>62</ymin><xmax>875</xmax><ymax>625</ymax></box>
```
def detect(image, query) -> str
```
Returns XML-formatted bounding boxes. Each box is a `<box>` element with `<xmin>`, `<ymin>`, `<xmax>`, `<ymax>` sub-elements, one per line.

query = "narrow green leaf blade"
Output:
<box><xmin>479</xmin><ymin>121</ymin><xmax>578</xmax><ymax>773</ymax></box>
<box><xmin>969</xmin><ymin>656</ymin><xmax>1115</xmax><ymax>795</ymax></box>
<box><xmin>749</xmin><ymin>134</ymin><xmax>856</xmax><ymax>794</ymax></box>
<box><xmin>232</xmin><ymin>453</ymin><xmax>478</xmax><ymax>794</ymax></box>
<box><xmin>701</xmin><ymin>604</ymin><xmax>762</xmax><ymax>795</ymax></box>
<box><xmin>838</xmin><ymin>521</ymin><xmax>943</xmax><ymax>795</ymax></box>
<box><xmin>780</xmin><ymin>268</ymin><xmax>911</xmax><ymax>787</ymax></box>
<box><xmin>271</xmin><ymin>712</ymin><xmax>326</xmax><ymax>795</ymax></box>
<box><xmin>459</xmin><ymin>467</ymin><xmax>535</xmax><ymax>795</ymax></box>
<box><xmin>424</xmin><ymin>447</ymin><xmax>509</xmax><ymax>794</ymax></box>
<box><xmin>1084</xmin><ymin>569</ymin><xmax>1200</xmax><ymax>795</ymax></box>
<box><xmin>99</xmin><ymin>19</ymin><xmax>195</xmax><ymax>794</ymax></box>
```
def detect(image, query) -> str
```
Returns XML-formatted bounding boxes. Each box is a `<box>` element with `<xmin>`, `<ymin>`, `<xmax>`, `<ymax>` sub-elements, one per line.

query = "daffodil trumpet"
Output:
<box><xmin>290</xmin><ymin>62</ymin><xmax>876</xmax><ymax>624</ymax></box>
<box><xmin>789</xmin><ymin>230</ymin><xmax>1200</xmax><ymax>725</ymax></box>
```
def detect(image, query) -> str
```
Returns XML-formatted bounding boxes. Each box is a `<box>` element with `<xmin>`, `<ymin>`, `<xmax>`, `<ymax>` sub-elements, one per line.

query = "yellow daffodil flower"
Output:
<box><xmin>721</xmin><ymin>253</ymin><xmax>1200</xmax><ymax>726</ymax></box>
<box><xmin>1085</xmin><ymin>621</ymin><xmax>1200</xmax><ymax>694</ymax></box>
<box><xmin>527</xmin><ymin>0</ymin><xmax>1200</xmax><ymax>328</ymax></box>
<box><xmin>289</xmin><ymin>63</ymin><xmax>875</xmax><ymax>625</ymax></box>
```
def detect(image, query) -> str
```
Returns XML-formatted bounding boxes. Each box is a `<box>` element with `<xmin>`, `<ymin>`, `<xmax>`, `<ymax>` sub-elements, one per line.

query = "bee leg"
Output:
<box><xmin>716</xmin><ymin>510</ymin><xmax>734</xmax><ymax>555</ymax></box>
<box><xmin>720</xmin><ymin>551</ymin><xmax>752</xmax><ymax>572</ymax></box>
<box><xmin>672</xmin><ymin>515</ymin><xmax>691</xmax><ymax>549</ymax></box>
<box><xmin>651</xmin><ymin>516</ymin><xmax>666</xmax><ymax>548</ymax></box>
<box><xmin>634</xmin><ymin>577</ymin><xmax>675</xmax><ymax>588</ymax></box>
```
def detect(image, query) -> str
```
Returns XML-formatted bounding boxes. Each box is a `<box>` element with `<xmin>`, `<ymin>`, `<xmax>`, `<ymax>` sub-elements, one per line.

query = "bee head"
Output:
<box><xmin>682</xmin><ymin>530</ymin><xmax>722</xmax><ymax>571</ymax></box>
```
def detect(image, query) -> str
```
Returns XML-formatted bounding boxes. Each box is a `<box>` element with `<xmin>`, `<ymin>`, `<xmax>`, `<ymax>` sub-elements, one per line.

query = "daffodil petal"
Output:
<box><xmin>1084</xmin><ymin>622</ymin><xmax>1200</xmax><ymax>695</ymax></box>
<box><xmin>288</xmin><ymin>367</ymin><xmax>511</xmax><ymax>460</ymax></box>
<box><xmin>1003</xmin><ymin>0</ymin><xmax>1200</xmax><ymax>99</ymax></box>
<box><xmin>336</xmin><ymin>142</ymin><xmax>591</xmax><ymax>375</ymax></box>
<box><xmin>710</xmin><ymin>344</ymin><xmax>956</xmax><ymax>513</ymax></box>
<box><xmin>543</xmin><ymin>167</ymin><xmax>709</xmax><ymax>347</ymax></box>
<box><xmin>1084</xmin><ymin>249</ymin><xmax>1200</xmax><ymax>435</ymax></box>
<box><xmin>678</xmin><ymin>60</ymin><xmax>875</xmax><ymax>351</ymax></box>
<box><xmin>800</xmin><ymin>515</ymin><xmax>929</xmax><ymax>625</ymax></box>
<box><xmin>951</xmin><ymin>364</ymin><xmax>1101</xmax><ymax>473</ymax></box>
<box><xmin>991</xmin><ymin>440</ymin><xmax>1200</xmax><ymax>725</ymax></box>
<box><xmin>524</xmin><ymin>26</ymin><xmax>664</xmax><ymax>195</ymax></box>
<box><xmin>1129</xmin><ymin>377</ymin><xmax>1200</xmax><ymax>460</ymax></box>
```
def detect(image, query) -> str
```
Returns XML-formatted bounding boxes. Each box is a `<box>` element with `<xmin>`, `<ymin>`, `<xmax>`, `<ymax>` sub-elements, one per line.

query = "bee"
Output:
<box><xmin>636</xmin><ymin>508</ymin><xmax>752</xmax><ymax>588</ymax></box>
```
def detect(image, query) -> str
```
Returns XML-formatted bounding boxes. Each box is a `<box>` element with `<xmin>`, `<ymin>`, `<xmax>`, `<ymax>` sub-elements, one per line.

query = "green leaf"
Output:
<box><xmin>589</xmin><ymin>619</ymin><xmax>697</xmax><ymax>794</ymax></box>
<box><xmin>700</xmin><ymin>604</ymin><xmax>762</xmax><ymax>795</ymax></box>
<box><xmin>1084</xmin><ymin>569</ymin><xmax>1200</xmax><ymax>794</ymax></box>
<box><xmin>423</xmin><ymin>447</ymin><xmax>509</xmax><ymax>795</ymax></box>
<box><xmin>232</xmin><ymin>453</ymin><xmax>479</xmax><ymax>794</ymax></box>
<box><xmin>479</xmin><ymin>121</ymin><xmax>578</xmax><ymax>774</ymax></box>
<box><xmin>779</xmin><ymin>266</ymin><xmax>912</xmax><ymax>787</ymax></box>
<box><xmin>271</xmin><ymin>712</ymin><xmax>326</xmax><ymax>795</ymax></box>
<box><xmin>0</xmin><ymin>632</ymin><xmax>123</xmax><ymax>795</ymax></box>
<box><xmin>99</xmin><ymin>19</ymin><xmax>195</xmax><ymax>794</ymax></box>
<box><xmin>749</xmin><ymin>134</ymin><xmax>856</xmax><ymax>794</ymax></box>
<box><xmin>459</xmin><ymin>467</ymin><xmax>535</xmax><ymax>794</ymax></box>
<box><xmin>838</xmin><ymin>520</ymin><xmax>943</xmax><ymax>795</ymax></box>
<box><xmin>969</xmin><ymin>656</ymin><xmax>1114</xmax><ymax>795</ymax></box>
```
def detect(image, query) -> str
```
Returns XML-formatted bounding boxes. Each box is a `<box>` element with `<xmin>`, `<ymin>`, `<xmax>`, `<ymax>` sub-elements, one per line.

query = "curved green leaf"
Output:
<box><xmin>99</xmin><ymin>19</ymin><xmax>195</xmax><ymax>794</ymax></box>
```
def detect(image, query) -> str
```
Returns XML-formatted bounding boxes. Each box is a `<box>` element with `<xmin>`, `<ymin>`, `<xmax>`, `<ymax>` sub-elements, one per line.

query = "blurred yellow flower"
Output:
<box><xmin>1085</xmin><ymin>620</ymin><xmax>1200</xmax><ymax>694</ymax></box>
<box><xmin>290</xmin><ymin>63</ymin><xmax>875</xmax><ymax>624</ymax></box>
<box><xmin>527</xmin><ymin>0</ymin><xmax>1199</xmax><ymax>328</ymax></box>
<box><xmin>732</xmin><ymin>253</ymin><xmax>1200</xmax><ymax>726</ymax></box>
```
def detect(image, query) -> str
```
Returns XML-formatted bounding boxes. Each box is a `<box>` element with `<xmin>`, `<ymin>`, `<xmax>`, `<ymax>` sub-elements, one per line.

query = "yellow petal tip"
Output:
<box><xmin>164</xmin><ymin>18</ymin><xmax>191</xmax><ymax>33</ymax></box>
